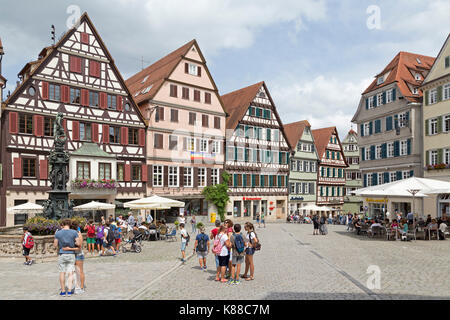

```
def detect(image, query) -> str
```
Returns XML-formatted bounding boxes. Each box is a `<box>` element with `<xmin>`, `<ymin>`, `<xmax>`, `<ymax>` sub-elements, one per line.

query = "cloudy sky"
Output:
<box><xmin>1</xmin><ymin>0</ymin><xmax>449</xmax><ymax>138</ymax></box>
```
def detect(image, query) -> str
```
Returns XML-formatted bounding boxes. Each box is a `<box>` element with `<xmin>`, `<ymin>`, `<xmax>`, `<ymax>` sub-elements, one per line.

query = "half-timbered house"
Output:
<box><xmin>0</xmin><ymin>13</ymin><xmax>147</xmax><ymax>226</ymax></box>
<box><xmin>312</xmin><ymin>127</ymin><xmax>348</xmax><ymax>216</ymax></box>
<box><xmin>126</xmin><ymin>40</ymin><xmax>226</xmax><ymax>219</ymax></box>
<box><xmin>221</xmin><ymin>82</ymin><xmax>290</xmax><ymax>222</ymax></box>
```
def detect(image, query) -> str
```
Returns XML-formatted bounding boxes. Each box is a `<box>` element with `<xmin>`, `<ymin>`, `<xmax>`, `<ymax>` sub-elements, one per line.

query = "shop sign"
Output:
<box><xmin>290</xmin><ymin>196</ymin><xmax>304</xmax><ymax>201</ymax></box>
<box><xmin>243</xmin><ymin>197</ymin><xmax>262</xmax><ymax>201</ymax></box>
<box><xmin>366</xmin><ymin>198</ymin><xmax>388</xmax><ymax>203</ymax></box>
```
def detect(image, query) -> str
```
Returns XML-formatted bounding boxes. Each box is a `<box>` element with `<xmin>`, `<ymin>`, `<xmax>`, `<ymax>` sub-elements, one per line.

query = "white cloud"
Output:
<box><xmin>270</xmin><ymin>75</ymin><xmax>373</xmax><ymax>137</ymax></box>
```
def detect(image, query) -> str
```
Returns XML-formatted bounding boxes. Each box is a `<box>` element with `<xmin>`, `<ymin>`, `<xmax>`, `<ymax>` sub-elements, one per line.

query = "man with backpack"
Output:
<box><xmin>102</xmin><ymin>222</ymin><xmax>117</xmax><ymax>256</ymax></box>
<box><xmin>230</xmin><ymin>224</ymin><xmax>245</xmax><ymax>285</ymax></box>
<box><xmin>84</xmin><ymin>220</ymin><xmax>96</xmax><ymax>255</ymax></box>
<box><xmin>193</xmin><ymin>226</ymin><xmax>210</xmax><ymax>271</ymax></box>
<box><xmin>21</xmin><ymin>227</ymin><xmax>34</xmax><ymax>266</ymax></box>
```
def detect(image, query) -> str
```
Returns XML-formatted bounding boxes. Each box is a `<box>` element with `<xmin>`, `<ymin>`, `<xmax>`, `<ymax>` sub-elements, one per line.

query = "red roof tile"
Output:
<box><xmin>283</xmin><ymin>120</ymin><xmax>311</xmax><ymax>149</ymax></box>
<box><xmin>363</xmin><ymin>51</ymin><xmax>435</xmax><ymax>103</ymax></box>
<box><xmin>125</xmin><ymin>40</ymin><xmax>196</xmax><ymax>104</ymax></box>
<box><xmin>312</xmin><ymin>127</ymin><xmax>336</xmax><ymax>160</ymax></box>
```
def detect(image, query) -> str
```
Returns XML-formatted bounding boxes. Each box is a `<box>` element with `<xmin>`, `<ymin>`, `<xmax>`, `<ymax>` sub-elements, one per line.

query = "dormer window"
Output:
<box><xmin>415</xmin><ymin>73</ymin><xmax>421</xmax><ymax>81</ymax></box>
<box><xmin>412</xmin><ymin>87</ymin><xmax>419</xmax><ymax>95</ymax></box>
<box><xmin>189</xmin><ymin>64</ymin><xmax>198</xmax><ymax>75</ymax></box>
<box><xmin>377</xmin><ymin>76</ymin><xmax>384</xmax><ymax>85</ymax></box>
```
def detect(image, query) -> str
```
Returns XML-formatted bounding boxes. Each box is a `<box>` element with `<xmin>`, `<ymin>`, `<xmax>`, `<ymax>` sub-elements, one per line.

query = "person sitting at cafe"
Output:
<box><xmin>368</xmin><ymin>220</ymin><xmax>382</xmax><ymax>236</ymax></box>
<box><xmin>425</xmin><ymin>219</ymin><xmax>439</xmax><ymax>240</ymax></box>
<box><xmin>398</xmin><ymin>219</ymin><xmax>409</xmax><ymax>239</ymax></box>
<box><xmin>354</xmin><ymin>218</ymin><xmax>362</xmax><ymax>235</ymax></box>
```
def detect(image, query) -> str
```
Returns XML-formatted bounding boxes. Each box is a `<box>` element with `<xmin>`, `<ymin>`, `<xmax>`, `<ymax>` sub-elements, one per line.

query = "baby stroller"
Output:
<box><xmin>121</xmin><ymin>232</ymin><xmax>143</xmax><ymax>253</ymax></box>
<box><xmin>319</xmin><ymin>223</ymin><xmax>328</xmax><ymax>235</ymax></box>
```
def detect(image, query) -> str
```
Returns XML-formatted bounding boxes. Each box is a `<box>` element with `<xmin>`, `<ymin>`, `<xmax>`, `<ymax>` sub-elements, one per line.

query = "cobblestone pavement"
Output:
<box><xmin>1</xmin><ymin>223</ymin><xmax>450</xmax><ymax>300</ymax></box>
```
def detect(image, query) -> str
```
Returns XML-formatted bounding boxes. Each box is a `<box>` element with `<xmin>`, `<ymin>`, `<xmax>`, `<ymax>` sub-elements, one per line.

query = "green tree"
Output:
<box><xmin>202</xmin><ymin>171</ymin><xmax>230</xmax><ymax>222</ymax></box>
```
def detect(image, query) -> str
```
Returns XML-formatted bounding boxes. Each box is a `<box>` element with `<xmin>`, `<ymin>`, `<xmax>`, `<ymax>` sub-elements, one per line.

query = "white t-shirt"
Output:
<box><xmin>179</xmin><ymin>217</ymin><xmax>186</xmax><ymax>224</ymax></box>
<box><xmin>218</xmin><ymin>233</ymin><xmax>229</xmax><ymax>256</ymax></box>
<box><xmin>246</xmin><ymin>231</ymin><xmax>256</xmax><ymax>246</ymax></box>
<box><xmin>180</xmin><ymin>229</ymin><xmax>188</xmax><ymax>243</ymax></box>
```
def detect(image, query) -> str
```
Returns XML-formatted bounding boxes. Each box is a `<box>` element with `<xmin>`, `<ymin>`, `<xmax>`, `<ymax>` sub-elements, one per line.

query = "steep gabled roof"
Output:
<box><xmin>422</xmin><ymin>33</ymin><xmax>450</xmax><ymax>86</ymax></box>
<box><xmin>221</xmin><ymin>81</ymin><xmax>264</xmax><ymax>130</ymax></box>
<box><xmin>125</xmin><ymin>40</ymin><xmax>196</xmax><ymax>104</ymax></box>
<box><xmin>362</xmin><ymin>51</ymin><xmax>435</xmax><ymax>103</ymax></box>
<box><xmin>283</xmin><ymin>120</ymin><xmax>311</xmax><ymax>149</ymax></box>
<box><xmin>312</xmin><ymin>127</ymin><xmax>337</xmax><ymax>160</ymax></box>
<box><xmin>2</xmin><ymin>12</ymin><xmax>147</xmax><ymax>125</ymax></box>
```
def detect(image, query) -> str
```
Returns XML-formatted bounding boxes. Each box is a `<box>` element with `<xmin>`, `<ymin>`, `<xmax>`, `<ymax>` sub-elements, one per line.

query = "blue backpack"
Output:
<box><xmin>234</xmin><ymin>233</ymin><xmax>245</xmax><ymax>254</ymax></box>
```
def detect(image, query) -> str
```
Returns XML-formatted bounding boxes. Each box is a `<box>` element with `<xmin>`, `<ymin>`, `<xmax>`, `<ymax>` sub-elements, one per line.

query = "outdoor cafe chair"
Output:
<box><xmin>385</xmin><ymin>227</ymin><xmax>395</xmax><ymax>241</ymax></box>
<box><xmin>166</xmin><ymin>228</ymin><xmax>177</xmax><ymax>241</ymax></box>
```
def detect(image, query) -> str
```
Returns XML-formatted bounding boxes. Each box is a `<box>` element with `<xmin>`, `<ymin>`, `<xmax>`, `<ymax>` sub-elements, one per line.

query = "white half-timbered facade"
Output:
<box><xmin>222</xmin><ymin>82</ymin><xmax>290</xmax><ymax>222</ymax></box>
<box><xmin>0</xmin><ymin>13</ymin><xmax>147</xmax><ymax>226</ymax></box>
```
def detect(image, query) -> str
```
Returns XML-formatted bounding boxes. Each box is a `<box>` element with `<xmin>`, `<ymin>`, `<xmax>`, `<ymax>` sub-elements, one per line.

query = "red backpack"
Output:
<box><xmin>24</xmin><ymin>234</ymin><xmax>34</xmax><ymax>249</ymax></box>
<box><xmin>87</xmin><ymin>225</ymin><xmax>96</xmax><ymax>237</ymax></box>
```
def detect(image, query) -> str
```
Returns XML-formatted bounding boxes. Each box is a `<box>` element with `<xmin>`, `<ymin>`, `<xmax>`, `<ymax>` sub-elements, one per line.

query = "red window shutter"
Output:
<box><xmin>102</xmin><ymin>124</ymin><xmax>109</xmax><ymax>143</ymax></box>
<box><xmin>81</xmin><ymin>89</ymin><xmax>89</xmax><ymax>106</ymax></box>
<box><xmin>197</xmin><ymin>66</ymin><xmax>201</xmax><ymax>76</ymax></box>
<box><xmin>63</xmin><ymin>119</ymin><xmax>67</xmax><ymax>132</ymax></box>
<box><xmin>185</xmin><ymin>63</ymin><xmax>188</xmax><ymax>73</ymax></box>
<box><xmin>77</xmin><ymin>57</ymin><xmax>83</xmax><ymax>73</ymax></box>
<box><xmin>117</xmin><ymin>96</ymin><xmax>123</xmax><ymax>111</ymax></box>
<box><xmin>89</xmin><ymin>60</ymin><xmax>100</xmax><ymax>78</ymax></box>
<box><xmin>81</xmin><ymin>32</ymin><xmax>89</xmax><ymax>44</ymax></box>
<box><xmin>139</xmin><ymin>128</ymin><xmax>145</xmax><ymax>147</ymax></box>
<box><xmin>141</xmin><ymin>164</ymin><xmax>148</xmax><ymax>182</ymax></box>
<box><xmin>121</xmin><ymin>127</ymin><xmax>128</xmax><ymax>145</ymax></box>
<box><xmin>39</xmin><ymin>159</ymin><xmax>48</xmax><ymax>180</ymax></box>
<box><xmin>42</xmin><ymin>81</ymin><xmax>49</xmax><ymax>100</ymax></box>
<box><xmin>9</xmin><ymin>112</ymin><xmax>18</xmax><ymax>134</ymax></box>
<box><xmin>61</xmin><ymin>85</ymin><xmax>70</xmax><ymax>103</ymax></box>
<box><xmin>69</xmin><ymin>56</ymin><xmax>76</xmax><ymax>73</ymax></box>
<box><xmin>13</xmin><ymin>158</ymin><xmax>22</xmax><ymax>179</ymax></box>
<box><xmin>96</xmin><ymin>61</ymin><xmax>101</xmax><ymax>77</ymax></box>
<box><xmin>99</xmin><ymin>92</ymin><xmax>107</xmax><ymax>109</ymax></box>
<box><xmin>72</xmin><ymin>121</ymin><xmax>80</xmax><ymax>141</ymax></box>
<box><xmin>92</xmin><ymin>123</ymin><xmax>99</xmax><ymax>143</ymax></box>
<box><xmin>124</xmin><ymin>164</ymin><xmax>131</xmax><ymax>182</ymax></box>
<box><xmin>33</xmin><ymin>115</ymin><xmax>44</xmax><ymax>137</ymax></box>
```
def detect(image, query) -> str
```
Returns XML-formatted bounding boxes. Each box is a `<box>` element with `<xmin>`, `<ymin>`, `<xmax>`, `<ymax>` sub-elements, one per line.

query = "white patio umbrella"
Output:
<box><xmin>73</xmin><ymin>201</ymin><xmax>116</xmax><ymax>211</ymax></box>
<box><xmin>300</xmin><ymin>204</ymin><xmax>331</xmax><ymax>212</ymax></box>
<box><xmin>7</xmin><ymin>202</ymin><xmax>44</xmax><ymax>213</ymax></box>
<box><xmin>124</xmin><ymin>195</ymin><xmax>185</xmax><ymax>222</ymax></box>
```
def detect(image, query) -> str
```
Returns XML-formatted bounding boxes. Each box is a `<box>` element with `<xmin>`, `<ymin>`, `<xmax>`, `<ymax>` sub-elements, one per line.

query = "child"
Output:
<box><xmin>84</xmin><ymin>220</ymin><xmax>96</xmax><ymax>255</ymax></box>
<box><xmin>230</xmin><ymin>224</ymin><xmax>245</xmax><ymax>284</ymax></box>
<box><xmin>21</xmin><ymin>227</ymin><xmax>34</xmax><ymax>266</ymax></box>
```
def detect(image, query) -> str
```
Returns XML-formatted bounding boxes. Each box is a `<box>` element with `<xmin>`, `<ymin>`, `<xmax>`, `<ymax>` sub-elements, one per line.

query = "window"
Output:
<box><xmin>368</xmin><ymin>96</ymin><xmax>374</xmax><ymax>109</ymax></box>
<box><xmin>415</xmin><ymin>73</ymin><xmax>421</xmax><ymax>81</ymax></box>
<box><xmin>304</xmin><ymin>161</ymin><xmax>310</xmax><ymax>172</ymax></box>
<box><xmin>297</xmin><ymin>142</ymin><xmax>302</xmax><ymax>151</ymax></box>
<box><xmin>49</xmin><ymin>84</ymin><xmax>61</xmax><ymax>101</ymax></box>
<box><xmin>430</xmin><ymin>118</ymin><xmax>438</xmax><ymax>135</ymax></box>
<box><xmin>430</xmin><ymin>150</ymin><xmax>438</xmax><ymax>165</ymax></box>
<box><xmin>28</xmin><ymin>86</ymin><xmax>36</xmax><ymax>96</ymax></box>
<box><xmin>367</xmin><ymin>173</ymin><xmax>372</xmax><ymax>186</ymax></box>
<box><xmin>205</xmin><ymin>92</ymin><xmax>211</xmax><ymax>104</ymax></box>
<box><xmin>170</xmin><ymin>109</ymin><xmax>179</xmax><ymax>122</ymax></box>
<box><xmin>365</xmin><ymin>148</ymin><xmax>371</xmax><ymax>161</ymax></box>
<box><xmin>182</xmin><ymin>87</ymin><xmax>189</xmax><ymax>100</ymax></box>
<box><xmin>298</xmin><ymin>160</ymin><xmax>303</xmax><ymax>172</ymax></box>
<box><xmin>200</xmin><ymin>139</ymin><xmax>208</xmax><ymax>152</ymax></box>
<box><xmin>211</xmin><ymin>141</ymin><xmax>220</xmax><ymax>154</ymax></box>
<box><xmin>291</xmin><ymin>160</ymin><xmax>297</xmax><ymax>171</ymax></box>
<box><xmin>400</xmin><ymin>140</ymin><xmax>408</xmax><ymax>156</ymax></box>
<box><xmin>187</xmin><ymin>137</ymin><xmax>195</xmax><ymax>152</ymax></box>
<box><xmin>311</xmin><ymin>161</ymin><xmax>316</xmax><ymax>172</ymax></box>
<box><xmin>89</xmin><ymin>91</ymin><xmax>99</xmax><ymax>107</ymax></box>
<box><xmin>212</xmin><ymin>168</ymin><xmax>219</xmax><ymax>185</ymax></box>
<box><xmin>198</xmin><ymin>168</ymin><xmax>206</xmax><ymax>187</ymax></box>
<box><xmin>188</xmin><ymin>63</ymin><xmax>198</xmax><ymax>76</ymax></box>
<box><xmin>202</xmin><ymin>114</ymin><xmax>209</xmax><ymax>127</ymax></box>
<box><xmin>44</xmin><ymin>117</ymin><xmax>54</xmax><ymax>136</ymax></box>
<box><xmin>387</xmin><ymin>142</ymin><xmax>394</xmax><ymax>158</ymax></box>
<box><xmin>170</xmin><ymin>85</ymin><xmax>177</xmax><ymax>98</ymax></box>
<box><xmin>98</xmin><ymin>163</ymin><xmax>111</xmax><ymax>180</ymax></box>
<box><xmin>378</xmin><ymin>173</ymin><xmax>383</xmax><ymax>185</ymax></box>
<box><xmin>107</xmin><ymin>95</ymin><xmax>117</xmax><ymax>110</ymax></box>
<box><xmin>154</xmin><ymin>133</ymin><xmax>163</xmax><ymax>149</ymax></box>
<box><xmin>444</xmin><ymin>115</ymin><xmax>450</xmax><ymax>132</ymax></box>
<box><xmin>402</xmin><ymin>171</ymin><xmax>411</xmax><ymax>180</ymax></box>
<box><xmin>80</xmin><ymin>122</ymin><xmax>92</xmax><ymax>141</ymax></box>
<box><xmin>364</xmin><ymin>122</ymin><xmax>371</xmax><ymax>136</ymax></box>
<box><xmin>273</xmin><ymin>129</ymin><xmax>279</xmax><ymax>142</ymax></box>
<box><xmin>193</xmin><ymin>90</ymin><xmax>200</xmax><ymax>102</ymax></box>
<box><xmin>445</xmin><ymin>149</ymin><xmax>450</xmax><ymax>165</ymax></box>
<box><xmin>377</xmin><ymin>76</ymin><xmax>384</xmax><ymax>85</ymax></box>
<box><xmin>430</xmin><ymin>88</ymin><xmax>438</xmax><ymax>104</ymax></box>
<box><xmin>128</xmin><ymin>128</ymin><xmax>139</xmax><ymax>145</ymax></box>
<box><xmin>169</xmin><ymin>135</ymin><xmax>178</xmax><ymax>150</ymax></box>
<box><xmin>236</xmin><ymin>147</ymin><xmax>244</xmax><ymax>161</ymax></box>
<box><xmin>227</xmin><ymin>146</ymin><xmax>234</xmax><ymax>160</ymax></box>
<box><xmin>214</xmin><ymin>116</ymin><xmax>221</xmax><ymax>129</ymax></box>
<box><xmin>155</xmin><ymin>107</ymin><xmax>164</xmax><ymax>122</ymax></box>
<box><xmin>386</xmin><ymin>89</ymin><xmax>393</xmax><ymax>103</ymax></box>
<box><xmin>70</xmin><ymin>88</ymin><xmax>81</xmax><ymax>104</ymax></box>
<box><xmin>77</xmin><ymin>161</ymin><xmax>90</xmax><ymax>179</ymax></box>
<box><xmin>376</xmin><ymin>145</ymin><xmax>382</xmax><ymax>159</ymax></box>
<box><xmin>377</xmin><ymin>93</ymin><xmax>383</xmax><ymax>106</ymax></box>
<box><xmin>390</xmin><ymin>172</ymin><xmax>397</xmax><ymax>182</ymax></box>
<box><xmin>153</xmin><ymin>165</ymin><xmax>163</xmax><ymax>187</ymax></box>
<box><xmin>109</xmin><ymin>126</ymin><xmax>121</xmax><ymax>144</ymax></box>
<box><xmin>444</xmin><ymin>84</ymin><xmax>450</xmax><ymax>100</ymax></box>
<box><xmin>398</xmin><ymin>112</ymin><xmax>408</xmax><ymax>128</ymax></box>
<box><xmin>22</xmin><ymin>158</ymin><xmax>36</xmax><ymax>177</ymax></box>
<box><xmin>412</xmin><ymin>87</ymin><xmax>419</xmax><ymax>95</ymax></box>
<box><xmin>168</xmin><ymin>166</ymin><xmax>178</xmax><ymax>187</ymax></box>
<box><xmin>184</xmin><ymin>167</ymin><xmax>193</xmax><ymax>187</ymax></box>
<box><xmin>131</xmin><ymin>165</ymin><xmax>141</xmax><ymax>181</ymax></box>
<box><xmin>189</xmin><ymin>112</ymin><xmax>196</xmax><ymax>125</ymax></box>
<box><xmin>117</xmin><ymin>164</ymin><xmax>124</xmax><ymax>181</ymax></box>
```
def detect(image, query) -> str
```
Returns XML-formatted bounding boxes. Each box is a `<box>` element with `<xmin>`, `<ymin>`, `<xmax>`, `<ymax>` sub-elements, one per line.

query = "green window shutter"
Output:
<box><xmin>382</xmin><ymin>92</ymin><xmax>386</xmax><ymax>104</ymax></box>
<box><xmin>373</xmin><ymin>95</ymin><xmax>377</xmax><ymax>108</ymax></box>
<box><xmin>437</xmin><ymin>116</ymin><xmax>443</xmax><ymax>133</ymax></box>
<box><xmin>426</xmin><ymin>150</ymin><xmax>430</xmax><ymax>166</ymax></box>
<box><xmin>361</xmin><ymin>147</ymin><xmax>365</xmax><ymax>161</ymax></box>
<box><xmin>425</xmin><ymin>90</ymin><xmax>429</xmax><ymax>106</ymax></box>
<box><xmin>234</xmin><ymin>147</ymin><xmax>238</xmax><ymax>161</ymax></box>
<box><xmin>267</xmin><ymin>129</ymin><xmax>271</xmax><ymax>141</ymax></box>
<box><xmin>438</xmin><ymin>149</ymin><xmax>444</xmax><ymax>164</ymax></box>
<box><xmin>407</xmin><ymin>139</ymin><xmax>411</xmax><ymax>155</ymax></box>
<box><xmin>369</xmin><ymin>121</ymin><xmax>373</xmax><ymax>135</ymax></box>
<box><xmin>244</xmin><ymin>148</ymin><xmax>249</xmax><ymax>162</ymax></box>
<box><xmin>233</xmin><ymin>174</ymin><xmax>238</xmax><ymax>187</ymax></box>
<box><xmin>445</xmin><ymin>56</ymin><xmax>450</xmax><ymax>68</ymax></box>
<box><xmin>392</xmin><ymin>88</ymin><xmax>396</xmax><ymax>101</ymax></box>
<box><xmin>360</xmin><ymin>124</ymin><xmax>364</xmax><ymax>137</ymax></box>
<box><xmin>438</xmin><ymin>86</ymin><xmax>443</xmax><ymax>102</ymax></box>
<box><xmin>425</xmin><ymin>119</ymin><xmax>429</xmax><ymax>136</ymax></box>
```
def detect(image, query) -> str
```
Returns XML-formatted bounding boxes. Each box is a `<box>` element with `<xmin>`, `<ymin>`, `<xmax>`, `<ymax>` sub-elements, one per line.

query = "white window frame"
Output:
<box><xmin>430</xmin><ymin>150</ymin><xmax>438</xmax><ymax>166</ymax></box>
<box><xmin>402</xmin><ymin>171</ymin><xmax>411</xmax><ymax>180</ymax></box>
<box><xmin>198</xmin><ymin>168</ymin><xmax>206</xmax><ymax>187</ymax></box>
<box><xmin>368</xmin><ymin>96</ymin><xmax>374</xmax><ymax>109</ymax></box>
<box><xmin>298</xmin><ymin>161</ymin><xmax>303</xmax><ymax>172</ymax></box>
<box><xmin>304</xmin><ymin>161</ymin><xmax>310</xmax><ymax>172</ymax></box>
<box><xmin>400</xmin><ymin>140</ymin><xmax>408</xmax><ymax>156</ymax></box>
<box><xmin>387</xmin><ymin>142</ymin><xmax>394</xmax><ymax>158</ymax></box>
<box><xmin>378</xmin><ymin>172</ymin><xmax>383</xmax><ymax>185</ymax></box>
<box><xmin>444</xmin><ymin>83</ymin><xmax>450</xmax><ymax>101</ymax></box>
<box><xmin>365</xmin><ymin>148</ymin><xmax>371</xmax><ymax>161</ymax></box>
<box><xmin>430</xmin><ymin>88</ymin><xmax>438</xmax><ymax>104</ymax></box>
<box><xmin>310</xmin><ymin>161</ymin><xmax>316</xmax><ymax>173</ymax></box>
<box><xmin>430</xmin><ymin>118</ymin><xmax>438</xmax><ymax>135</ymax></box>
<box><xmin>236</xmin><ymin>147</ymin><xmax>244</xmax><ymax>161</ymax></box>
<box><xmin>200</xmin><ymin>139</ymin><xmax>208</xmax><ymax>153</ymax></box>
<box><xmin>211</xmin><ymin>168</ymin><xmax>219</xmax><ymax>185</ymax></box>
<box><xmin>188</xmin><ymin>63</ymin><xmax>198</xmax><ymax>76</ymax></box>
<box><xmin>444</xmin><ymin>115</ymin><xmax>450</xmax><ymax>133</ymax></box>
<box><xmin>398</xmin><ymin>112</ymin><xmax>407</xmax><ymax>128</ymax></box>
<box><xmin>153</xmin><ymin>165</ymin><xmax>163</xmax><ymax>187</ymax></box>
<box><xmin>375</xmin><ymin>145</ymin><xmax>382</xmax><ymax>159</ymax></box>
<box><xmin>386</xmin><ymin>89</ymin><xmax>393</xmax><ymax>103</ymax></box>
<box><xmin>184</xmin><ymin>167</ymin><xmax>193</xmax><ymax>187</ymax></box>
<box><xmin>390</xmin><ymin>172</ymin><xmax>397</xmax><ymax>183</ymax></box>
<box><xmin>187</xmin><ymin>137</ymin><xmax>195</xmax><ymax>152</ymax></box>
<box><xmin>377</xmin><ymin>93</ymin><xmax>383</xmax><ymax>106</ymax></box>
<box><xmin>168</xmin><ymin>166</ymin><xmax>179</xmax><ymax>187</ymax></box>
<box><xmin>211</xmin><ymin>140</ymin><xmax>220</xmax><ymax>154</ymax></box>
<box><xmin>445</xmin><ymin>149</ymin><xmax>450</xmax><ymax>165</ymax></box>
<box><xmin>291</xmin><ymin>160</ymin><xmax>297</xmax><ymax>171</ymax></box>
<box><xmin>364</xmin><ymin>122</ymin><xmax>371</xmax><ymax>136</ymax></box>
<box><xmin>367</xmin><ymin>173</ymin><xmax>372</xmax><ymax>186</ymax></box>
<box><xmin>377</xmin><ymin>76</ymin><xmax>384</xmax><ymax>85</ymax></box>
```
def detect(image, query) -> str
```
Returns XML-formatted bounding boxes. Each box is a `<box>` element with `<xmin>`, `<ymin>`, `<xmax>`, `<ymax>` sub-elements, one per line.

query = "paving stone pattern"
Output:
<box><xmin>1</xmin><ymin>223</ymin><xmax>449</xmax><ymax>300</ymax></box>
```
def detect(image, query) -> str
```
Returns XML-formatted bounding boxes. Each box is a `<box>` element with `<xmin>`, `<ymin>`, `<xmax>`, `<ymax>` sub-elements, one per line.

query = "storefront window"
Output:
<box><xmin>252</xmin><ymin>201</ymin><xmax>260</xmax><ymax>219</ymax></box>
<box><xmin>233</xmin><ymin>201</ymin><xmax>241</xmax><ymax>218</ymax></box>
<box><xmin>244</xmin><ymin>200</ymin><xmax>251</xmax><ymax>217</ymax></box>
<box><xmin>261</xmin><ymin>200</ymin><xmax>268</xmax><ymax>216</ymax></box>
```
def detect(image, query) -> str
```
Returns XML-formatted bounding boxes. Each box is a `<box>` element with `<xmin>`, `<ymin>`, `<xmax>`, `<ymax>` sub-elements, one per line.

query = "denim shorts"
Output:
<box><xmin>75</xmin><ymin>253</ymin><xmax>85</xmax><ymax>261</ymax></box>
<box><xmin>245</xmin><ymin>247</ymin><xmax>255</xmax><ymax>255</ymax></box>
<box><xmin>181</xmin><ymin>241</ymin><xmax>187</xmax><ymax>251</ymax></box>
<box><xmin>96</xmin><ymin>238</ymin><xmax>103</xmax><ymax>246</ymax></box>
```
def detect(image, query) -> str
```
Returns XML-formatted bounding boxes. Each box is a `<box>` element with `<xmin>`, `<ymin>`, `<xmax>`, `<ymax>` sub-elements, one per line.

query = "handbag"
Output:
<box><xmin>249</xmin><ymin>232</ymin><xmax>261</xmax><ymax>251</ymax></box>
